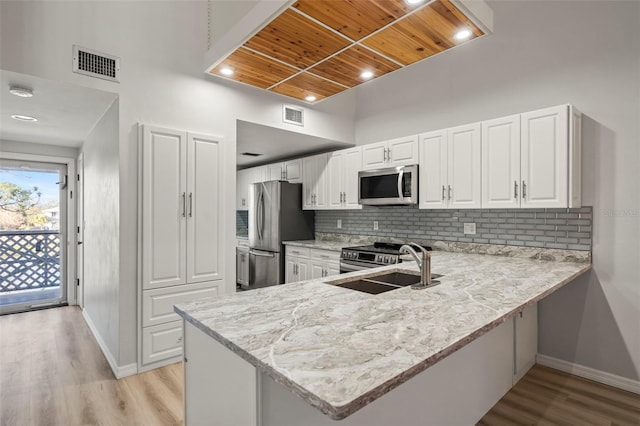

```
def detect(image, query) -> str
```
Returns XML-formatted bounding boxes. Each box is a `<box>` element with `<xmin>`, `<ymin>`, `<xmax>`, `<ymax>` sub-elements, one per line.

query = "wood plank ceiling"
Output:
<box><xmin>210</xmin><ymin>0</ymin><xmax>485</xmax><ymax>103</ymax></box>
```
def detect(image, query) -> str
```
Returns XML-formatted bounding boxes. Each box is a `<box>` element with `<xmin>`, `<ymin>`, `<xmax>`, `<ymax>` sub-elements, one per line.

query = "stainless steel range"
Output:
<box><xmin>340</xmin><ymin>242</ymin><xmax>432</xmax><ymax>273</ymax></box>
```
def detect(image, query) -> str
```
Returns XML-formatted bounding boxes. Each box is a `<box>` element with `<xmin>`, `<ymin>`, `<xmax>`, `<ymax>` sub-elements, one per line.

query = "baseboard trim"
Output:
<box><xmin>81</xmin><ymin>309</ymin><xmax>138</xmax><ymax>379</ymax></box>
<box><xmin>536</xmin><ymin>354</ymin><xmax>640</xmax><ymax>394</ymax></box>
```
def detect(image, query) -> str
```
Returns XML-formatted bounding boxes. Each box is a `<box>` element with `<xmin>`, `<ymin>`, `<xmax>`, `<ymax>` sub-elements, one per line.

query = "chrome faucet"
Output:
<box><xmin>399</xmin><ymin>243</ymin><xmax>436</xmax><ymax>289</ymax></box>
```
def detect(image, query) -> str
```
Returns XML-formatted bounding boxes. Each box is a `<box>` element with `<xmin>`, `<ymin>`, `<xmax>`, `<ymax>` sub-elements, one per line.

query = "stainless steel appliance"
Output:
<box><xmin>358</xmin><ymin>164</ymin><xmax>418</xmax><ymax>206</ymax></box>
<box><xmin>340</xmin><ymin>242</ymin><xmax>431</xmax><ymax>273</ymax></box>
<box><xmin>247</xmin><ymin>181</ymin><xmax>314</xmax><ymax>289</ymax></box>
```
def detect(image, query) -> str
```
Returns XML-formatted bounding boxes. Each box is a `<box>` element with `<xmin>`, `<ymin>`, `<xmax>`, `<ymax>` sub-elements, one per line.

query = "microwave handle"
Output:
<box><xmin>397</xmin><ymin>169</ymin><xmax>404</xmax><ymax>199</ymax></box>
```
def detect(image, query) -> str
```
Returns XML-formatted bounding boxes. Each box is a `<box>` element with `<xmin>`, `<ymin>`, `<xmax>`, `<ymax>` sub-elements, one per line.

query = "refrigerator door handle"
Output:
<box><xmin>256</xmin><ymin>187</ymin><xmax>263</xmax><ymax>240</ymax></box>
<box><xmin>258</xmin><ymin>185</ymin><xmax>265</xmax><ymax>240</ymax></box>
<box><xmin>249</xmin><ymin>250</ymin><xmax>275</xmax><ymax>257</ymax></box>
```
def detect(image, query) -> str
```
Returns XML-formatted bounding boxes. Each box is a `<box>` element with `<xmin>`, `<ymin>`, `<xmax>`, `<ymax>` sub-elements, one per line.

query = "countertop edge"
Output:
<box><xmin>174</xmin><ymin>262</ymin><xmax>592</xmax><ymax>420</ymax></box>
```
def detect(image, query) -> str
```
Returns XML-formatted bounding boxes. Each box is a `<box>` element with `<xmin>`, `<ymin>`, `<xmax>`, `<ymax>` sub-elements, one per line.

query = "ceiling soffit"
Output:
<box><xmin>208</xmin><ymin>0</ymin><xmax>489</xmax><ymax>103</ymax></box>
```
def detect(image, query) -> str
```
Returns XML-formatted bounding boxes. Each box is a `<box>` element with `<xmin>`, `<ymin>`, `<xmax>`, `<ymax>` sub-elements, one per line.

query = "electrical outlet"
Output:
<box><xmin>337</xmin><ymin>219</ymin><xmax>342</xmax><ymax>229</ymax></box>
<box><xmin>373</xmin><ymin>221</ymin><xmax>379</xmax><ymax>230</ymax></box>
<box><xmin>464</xmin><ymin>222</ymin><xmax>476</xmax><ymax>235</ymax></box>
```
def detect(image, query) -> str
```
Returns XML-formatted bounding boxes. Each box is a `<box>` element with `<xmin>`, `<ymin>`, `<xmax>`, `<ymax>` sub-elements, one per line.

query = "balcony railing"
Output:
<box><xmin>0</xmin><ymin>230</ymin><xmax>61</xmax><ymax>293</ymax></box>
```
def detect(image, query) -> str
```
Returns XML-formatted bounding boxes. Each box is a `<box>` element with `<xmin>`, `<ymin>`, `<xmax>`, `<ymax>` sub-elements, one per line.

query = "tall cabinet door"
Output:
<box><xmin>142</xmin><ymin>125</ymin><xmax>187</xmax><ymax>290</ymax></box>
<box><xmin>482</xmin><ymin>115</ymin><xmax>521</xmax><ymax>208</ymax></box>
<box><xmin>521</xmin><ymin>105</ymin><xmax>568</xmax><ymax>208</ymax></box>
<box><xmin>448</xmin><ymin>123</ymin><xmax>481</xmax><ymax>209</ymax></box>
<box><xmin>327</xmin><ymin>151</ymin><xmax>345</xmax><ymax>209</ymax></box>
<box><xmin>186</xmin><ymin>133</ymin><xmax>224</xmax><ymax>283</ymax></box>
<box><xmin>344</xmin><ymin>147</ymin><xmax>362</xmax><ymax>208</ymax></box>
<box><xmin>302</xmin><ymin>156</ymin><xmax>316</xmax><ymax>210</ymax></box>
<box><xmin>314</xmin><ymin>154</ymin><xmax>329</xmax><ymax>209</ymax></box>
<box><xmin>419</xmin><ymin>130</ymin><xmax>448</xmax><ymax>209</ymax></box>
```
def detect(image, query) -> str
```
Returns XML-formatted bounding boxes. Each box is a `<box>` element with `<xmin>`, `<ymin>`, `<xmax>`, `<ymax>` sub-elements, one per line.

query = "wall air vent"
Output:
<box><xmin>241</xmin><ymin>152</ymin><xmax>263</xmax><ymax>157</ymax></box>
<box><xmin>283</xmin><ymin>105</ymin><xmax>304</xmax><ymax>126</ymax></box>
<box><xmin>73</xmin><ymin>45</ymin><xmax>120</xmax><ymax>82</ymax></box>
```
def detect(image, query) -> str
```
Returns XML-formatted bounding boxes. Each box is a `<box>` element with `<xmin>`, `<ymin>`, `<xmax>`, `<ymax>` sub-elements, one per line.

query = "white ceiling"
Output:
<box><xmin>0</xmin><ymin>70</ymin><xmax>118</xmax><ymax>147</ymax></box>
<box><xmin>236</xmin><ymin>119</ymin><xmax>353</xmax><ymax>168</ymax></box>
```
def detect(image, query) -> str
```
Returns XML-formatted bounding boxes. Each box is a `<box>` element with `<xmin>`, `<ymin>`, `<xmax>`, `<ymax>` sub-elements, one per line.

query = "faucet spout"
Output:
<box><xmin>399</xmin><ymin>243</ymin><xmax>434</xmax><ymax>289</ymax></box>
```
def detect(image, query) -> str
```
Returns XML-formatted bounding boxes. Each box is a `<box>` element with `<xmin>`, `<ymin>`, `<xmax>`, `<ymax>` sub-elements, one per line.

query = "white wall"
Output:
<box><xmin>353</xmin><ymin>1</ymin><xmax>640</xmax><ymax>380</ymax></box>
<box><xmin>81</xmin><ymin>99</ymin><xmax>120</xmax><ymax>361</ymax></box>
<box><xmin>0</xmin><ymin>1</ymin><xmax>355</xmax><ymax>370</ymax></box>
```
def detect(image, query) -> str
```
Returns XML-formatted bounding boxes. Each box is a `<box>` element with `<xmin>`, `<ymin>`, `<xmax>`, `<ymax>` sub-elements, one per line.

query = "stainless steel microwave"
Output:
<box><xmin>358</xmin><ymin>165</ymin><xmax>418</xmax><ymax>206</ymax></box>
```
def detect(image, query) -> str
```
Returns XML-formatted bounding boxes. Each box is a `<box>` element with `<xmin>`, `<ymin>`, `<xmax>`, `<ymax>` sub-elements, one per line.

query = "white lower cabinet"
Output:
<box><xmin>513</xmin><ymin>303</ymin><xmax>538</xmax><ymax>383</ymax></box>
<box><xmin>142</xmin><ymin>321</ymin><xmax>183</xmax><ymax>366</ymax></box>
<box><xmin>285</xmin><ymin>246</ymin><xmax>340</xmax><ymax>283</ymax></box>
<box><xmin>142</xmin><ymin>281</ymin><xmax>219</xmax><ymax>327</ymax></box>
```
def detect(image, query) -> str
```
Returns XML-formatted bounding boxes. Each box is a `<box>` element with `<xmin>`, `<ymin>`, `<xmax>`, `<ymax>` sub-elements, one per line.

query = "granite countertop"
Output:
<box><xmin>175</xmin><ymin>252</ymin><xmax>591</xmax><ymax>420</ymax></box>
<box><xmin>282</xmin><ymin>239</ymin><xmax>346</xmax><ymax>252</ymax></box>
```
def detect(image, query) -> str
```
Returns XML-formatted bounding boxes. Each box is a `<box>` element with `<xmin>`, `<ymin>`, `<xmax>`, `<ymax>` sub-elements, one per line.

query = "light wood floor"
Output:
<box><xmin>1</xmin><ymin>306</ymin><xmax>638</xmax><ymax>425</ymax></box>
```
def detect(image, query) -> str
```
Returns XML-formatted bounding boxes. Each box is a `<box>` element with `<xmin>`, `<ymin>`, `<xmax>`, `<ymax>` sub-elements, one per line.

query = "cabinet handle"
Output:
<box><xmin>177</xmin><ymin>335</ymin><xmax>183</xmax><ymax>343</ymax></box>
<box><xmin>514</xmin><ymin>181</ymin><xmax>518</xmax><ymax>199</ymax></box>
<box><xmin>182</xmin><ymin>192</ymin><xmax>186</xmax><ymax>217</ymax></box>
<box><xmin>387</xmin><ymin>147</ymin><xmax>392</xmax><ymax>162</ymax></box>
<box><xmin>189</xmin><ymin>193</ymin><xmax>193</xmax><ymax>217</ymax></box>
<box><xmin>522</xmin><ymin>181</ymin><xmax>527</xmax><ymax>199</ymax></box>
<box><xmin>442</xmin><ymin>185</ymin><xmax>445</xmax><ymax>201</ymax></box>
<box><xmin>448</xmin><ymin>185</ymin><xmax>452</xmax><ymax>200</ymax></box>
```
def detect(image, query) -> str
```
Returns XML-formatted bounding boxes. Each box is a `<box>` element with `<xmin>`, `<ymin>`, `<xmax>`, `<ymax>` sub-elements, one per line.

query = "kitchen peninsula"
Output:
<box><xmin>175</xmin><ymin>251</ymin><xmax>590</xmax><ymax>425</ymax></box>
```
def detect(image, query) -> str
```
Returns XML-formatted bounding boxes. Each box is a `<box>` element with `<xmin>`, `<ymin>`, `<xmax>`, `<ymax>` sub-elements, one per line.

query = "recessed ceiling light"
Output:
<box><xmin>305</xmin><ymin>95</ymin><xmax>316</xmax><ymax>102</ymax></box>
<box><xmin>454</xmin><ymin>29</ymin><xmax>473</xmax><ymax>41</ymax></box>
<box><xmin>220</xmin><ymin>67</ymin><xmax>234</xmax><ymax>76</ymax></box>
<box><xmin>11</xmin><ymin>114</ymin><xmax>38</xmax><ymax>122</ymax></box>
<box><xmin>360</xmin><ymin>70</ymin><xmax>374</xmax><ymax>80</ymax></box>
<box><xmin>405</xmin><ymin>0</ymin><xmax>424</xmax><ymax>5</ymax></box>
<box><xmin>9</xmin><ymin>86</ymin><xmax>34</xmax><ymax>98</ymax></box>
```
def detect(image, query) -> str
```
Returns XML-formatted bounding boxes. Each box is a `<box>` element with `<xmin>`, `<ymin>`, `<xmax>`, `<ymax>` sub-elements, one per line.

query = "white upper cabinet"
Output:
<box><xmin>327</xmin><ymin>147</ymin><xmax>362</xmax><ymax>210</ymax></box>
<box><xmin>302</xmin><ymin>154</ymin><xmax>328</xmax><ymax>210</ymax></box>
<box><xmin>521</xmin><ymin>105</ymin><xmax>570</xmax><ymax>208</ymax></box>
<box><xmin>482</xmin><ymin>115</ymin><xmax>521</xmax><ymax>209</ymax></box>
<box><xmin>142</xmin><ymin>126</ymin><xmax>187</xmax><ymax>289</ymax></box>
<box><xmin>284</xmin><ymin>159</ymin><xmax>303</xmax><ymax>183</ymax></box>
<box><xmin>362</xmin><ymin>135</ymin><xmax>419</xmax><ymax>170</ymax></box>
<box><xmin>265</xmin><ymin>159</ymin><xmax>303</xmax><ymax>183</ymax></box>
<box><xmin>418</xmin><ymin>125</ymin><xmax>481</xmax><ymax>210</ymax></box>
<box><xmin>186</xmin><ymin>133</ymin><xmax>224</xmax><ymax>284</ymax></box>
<box><xmin>419</xmin><ymin>130</ymin><xmax>448</xmax><ymax>209</ymax></box>
<box><xmin>448</xmin><ymin>123</ymin><xmax>482</xmax><ymax>209</ymax></box>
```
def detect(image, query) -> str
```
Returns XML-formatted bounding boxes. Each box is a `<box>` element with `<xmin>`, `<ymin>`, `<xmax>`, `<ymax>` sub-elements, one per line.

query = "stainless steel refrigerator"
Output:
<box><xmin>246</xmin><ymin>181</ymin><xmax>314</xmax><ymax>290</ymax></box>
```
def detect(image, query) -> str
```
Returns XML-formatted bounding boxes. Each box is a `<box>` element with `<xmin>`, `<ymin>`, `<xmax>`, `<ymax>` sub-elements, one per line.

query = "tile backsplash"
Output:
<box><xmin>236</xmin><ymin>210</ymin><xmax>248</xmax><ymax>237</ymax></box>
<box><xmin>315</xmin><ymin>206</ymin><xmax>592</xmax><ymax>251</ymax></box>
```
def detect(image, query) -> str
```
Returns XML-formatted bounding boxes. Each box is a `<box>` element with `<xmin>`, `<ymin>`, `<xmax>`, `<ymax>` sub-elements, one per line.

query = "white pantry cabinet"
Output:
<box><xmin>418</xmin><ymin>124</ymin><xmax>481</xmax><ymax>209</ymax></box>
<box><xmin>362</xmin><ymin>135</ymin><xmax>419</xmax><ymax>170</ymax></box>
<box><xmin>327</xmin><ymin>147</ymin><xmax>362</xmax><ymax>210</ymax></box>
<box><xmin>302</xmin><ymin>154</ymin><xmax>328</xmax><ymax>210</ymax></box>
<box><xmin>139</xmin><ymin>125</ymin><xmax>224</xmax><ymax>371</ymax></box>
<box><xmin>482</xmin><ymin>105</ymin><xmax>582</xmax><ymax>209</ymax></box>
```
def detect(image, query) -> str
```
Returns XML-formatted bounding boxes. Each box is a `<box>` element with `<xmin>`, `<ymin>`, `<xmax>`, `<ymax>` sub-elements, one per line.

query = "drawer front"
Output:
<box><xmin>142</xmin><ymin>321</ymin><xmax>183</xmax><ymax>365</ymax></box>
<box><xmin>309</xmin><ymin>248</ymin><xmax>340</xmax><ymax>263</ymax></box>
<box><xmin>143</xmin><ymin>281</ymin><xmax>219</xmax><ymax>327</ymax></box>
<box><xmin>285</xmin><ymin>246</ymin><xmax>310</xmax><ymax>258</ymax></box>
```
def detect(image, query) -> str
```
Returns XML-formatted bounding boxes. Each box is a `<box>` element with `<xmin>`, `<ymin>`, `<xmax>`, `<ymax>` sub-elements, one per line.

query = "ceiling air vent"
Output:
<box><xmin>73</xmin><ymin>45</ymin><xmax>120</xmax><ymax>82</ymax></box>
<box><xmin>283</xmin><ymin>105</ymin><xmax>304</xmax><ymax>126</ymax></box>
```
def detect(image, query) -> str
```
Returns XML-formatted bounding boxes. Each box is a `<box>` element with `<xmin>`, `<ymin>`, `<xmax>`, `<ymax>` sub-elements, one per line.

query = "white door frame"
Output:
<box><xmin>0</xmin><ymin>152</ymin><xmax>77</xmax><ymax>306</ymax></box>
<box><xmin>76</xmin><ymin>152</ymin><xmax>84</xmax><ymax>308</ymax></box>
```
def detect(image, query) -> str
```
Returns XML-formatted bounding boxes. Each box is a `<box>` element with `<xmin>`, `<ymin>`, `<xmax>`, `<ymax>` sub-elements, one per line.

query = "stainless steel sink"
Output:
<box><xmin>326</xmin><ymin>271</ymin><xmax>443</xmax><ymax>295</ymax></box>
